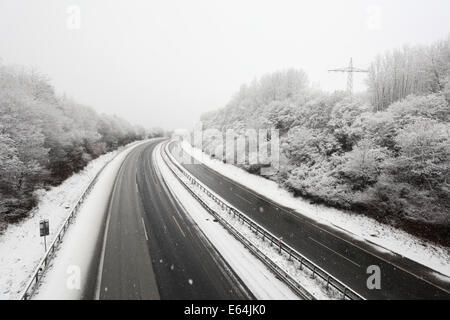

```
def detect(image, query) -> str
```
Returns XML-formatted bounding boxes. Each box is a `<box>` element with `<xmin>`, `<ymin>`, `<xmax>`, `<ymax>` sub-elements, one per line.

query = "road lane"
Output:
<box><xmin>97</xmin><ymin>142</ymin><xmax>160</xmax><ymax>300</ymax></box>
<box><xmin>96</xmin><ymin>140</ymin><xmax>252</xmax><ymax>300</ymax></box>
<box><xmin>171</xmin><ymin>142</ymin><xmax>450</xmax><ymax>300</ymax></box>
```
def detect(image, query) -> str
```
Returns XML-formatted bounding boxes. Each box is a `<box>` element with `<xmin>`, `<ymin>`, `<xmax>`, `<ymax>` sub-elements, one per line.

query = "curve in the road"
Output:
<box><xmin>171</xmin><ymin>142</ymin><xmax>450</xmax><ymax>300</ymax></box>
<box><xmin>95</xmin><ymin>140</ymin><xmax>253</xmax><ymax>300</ymax></box>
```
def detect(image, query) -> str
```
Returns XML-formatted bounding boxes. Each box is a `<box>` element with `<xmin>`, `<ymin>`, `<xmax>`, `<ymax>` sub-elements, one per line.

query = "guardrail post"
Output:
<box><xmin>311</xmin><ymin>266</ymin><xmax>316</xmax><ymax>279</ymax></box>
<box><xmin>342</xmin><ymin>288</ymin><xmax>347</xmax><ymax>300</ymax></box>
<box><xmin>299</xmin><ymin>258</ymin><xmax>303</xmax><ymax>270</ymax></box>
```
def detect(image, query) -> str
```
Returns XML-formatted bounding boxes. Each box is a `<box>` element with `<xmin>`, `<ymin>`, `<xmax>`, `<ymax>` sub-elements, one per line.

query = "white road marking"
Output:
<box><xmin>141</xmin><ymin>217</ymin><xmax>149</xmax><ymax>241</ymax></box>
<box><xmin>234</xmin><ymin>193</ymin><xmax>252</xmax><ymax>204</ymax></box>
<box><xmin>94</xmin><ymin>178</ymin><xmax>116</xmax><ymax>300</ymax></box>
<box><xmin>308</xmin><ymin>236</ymin><xmax>361</xmax><ymax>268</ymax></box>
<box><xmin>180</xmin><ymin>146</ymin><xmax>450</xmax><ymax>293</ymax></box>
<box><xmin>172</xmin><ymin>215</ymin><xmax>186</xmax><ymax>238</ymax></box>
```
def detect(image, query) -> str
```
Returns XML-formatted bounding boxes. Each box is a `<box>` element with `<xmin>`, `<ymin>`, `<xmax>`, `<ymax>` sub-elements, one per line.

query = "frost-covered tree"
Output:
<box><xmin>0</xmin><ymin>63</ymin><xmax>145</xmax><ymax>224</ymax></box>
<box><xmin>367</xmin><ymin>36</ymin><xmax>450</xmax><ymax>111</ymax></box>
<box><xmin>197</xmin><ymin>37</ymin><xmax>450</xmax><ymax>243</ymax></box>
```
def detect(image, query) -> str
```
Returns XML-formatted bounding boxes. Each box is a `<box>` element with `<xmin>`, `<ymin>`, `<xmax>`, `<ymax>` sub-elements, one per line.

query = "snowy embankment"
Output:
<box><xmin>0</xmin><ymin>140</ymin><xmax>148</xmax><ymax>300</ymax></box>
<box><xmin>155</xmin><ymin>144</ymin><xmax>299</xmax><ymax>300</ymax></box>
<box><xmin>180</xmin><ymin>141</ymin><xmax>450</xmax><ymax>279</ymax></box>
<box><xmin>34</xmin><ymin>140</ymin><xmax>151</xmax><ymax>300</ymax></box>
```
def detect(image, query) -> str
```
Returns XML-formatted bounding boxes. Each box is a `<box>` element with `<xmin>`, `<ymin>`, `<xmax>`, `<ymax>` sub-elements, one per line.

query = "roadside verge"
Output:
<box><xmin>26</xmin><ymin>140</ymin><xmax>151</xmax><ymax>300</ymax></box>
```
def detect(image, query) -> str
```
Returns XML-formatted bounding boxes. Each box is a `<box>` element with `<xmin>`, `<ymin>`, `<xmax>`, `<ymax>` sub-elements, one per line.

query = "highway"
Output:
<box><xmin>94</xmin><ymin>140</ymin><xmax>253</xmax><ymax>300</ymax></box>
<box><xmin>171</xmin><ymin>142</ymin><xmax>450</xmax><ymax>300</ymax></box>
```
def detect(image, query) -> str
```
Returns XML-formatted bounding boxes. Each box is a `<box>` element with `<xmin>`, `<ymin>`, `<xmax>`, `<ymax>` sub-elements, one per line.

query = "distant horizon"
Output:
<box><xmin>1</xmin><ymin>0</ymin><xmax>449</xmax><ymax>130</ymax></box>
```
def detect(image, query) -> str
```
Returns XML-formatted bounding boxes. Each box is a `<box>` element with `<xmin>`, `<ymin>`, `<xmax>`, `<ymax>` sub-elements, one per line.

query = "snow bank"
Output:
<box><xmin>155</xmin><ymin>144</ymin><xmax>299</xmax><ymax>300</ymax></box>
<box><xmin>0</xmin><ymin>141</ymin><xmax>146</xmax><ymax>300</ymax></box>
<box><xmin>180</xmin><ymin>141</ymin><xmax>450</xmax><ymax>278</ymax></box>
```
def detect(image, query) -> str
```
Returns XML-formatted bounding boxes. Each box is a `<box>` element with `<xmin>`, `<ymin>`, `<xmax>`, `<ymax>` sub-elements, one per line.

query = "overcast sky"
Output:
<box><xmin>0</xmin><ymin>0</ymin><xmax>449</xmax><ymax>130</ymax></box>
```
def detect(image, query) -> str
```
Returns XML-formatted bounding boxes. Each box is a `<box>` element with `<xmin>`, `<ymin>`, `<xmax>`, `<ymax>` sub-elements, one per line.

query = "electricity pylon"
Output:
<box><xmin>328</xmin><ymin>58</ymin><xmax>368</xmax><ymax>95</ymax></box>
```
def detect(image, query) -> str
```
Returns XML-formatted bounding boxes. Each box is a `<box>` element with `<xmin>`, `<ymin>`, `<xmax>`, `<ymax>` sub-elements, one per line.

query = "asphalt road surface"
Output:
<box><xmin>171</xmin><ymin>142</ymin><xmax>450</xmax><ymax>300</ymax></box>
<box><xmin>95</xmin><ymin>140</ymin><xmax>253</xmax><ymax>300</ymax></box>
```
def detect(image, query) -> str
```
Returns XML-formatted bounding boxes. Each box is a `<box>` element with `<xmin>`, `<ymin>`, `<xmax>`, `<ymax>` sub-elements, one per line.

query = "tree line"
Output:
<box><xmin>199</xmin><ymin>37</ymin><xmax>450</xmax><ymax>244</ymax></box>
<box><xmin>0</xmin><ymin>64</ymin><xmax>148</xmax><ymax>227</ymax></box>
<box><xmin>367</xmin><ymin>35</ymin><xmax>450</xmax><ymax>111</ymax></box>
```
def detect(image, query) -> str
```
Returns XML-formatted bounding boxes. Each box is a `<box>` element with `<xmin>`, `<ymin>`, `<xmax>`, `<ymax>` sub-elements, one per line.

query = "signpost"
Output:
<box><xmin>39</xmin><ymin>219</ymin><xmax>50</xmax><ymax>252</ymax></box>
<box><xmin>278</xmin><ymin>236</ymin><xmax>283</xmax><ymax>253</ymax></box>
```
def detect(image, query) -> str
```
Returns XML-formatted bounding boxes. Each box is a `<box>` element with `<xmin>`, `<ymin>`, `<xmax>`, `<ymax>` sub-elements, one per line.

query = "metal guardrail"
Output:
<box><xmin>163</xmin><ymin>141</ymin><xmax>365</xmax><ymax>300</ymax></box>
<box><xmin>20</xmin><ymin>150</ymin><xmax>120</xmax><ymax>300</ymax></box>
<box><xmin>161</xmin><ymin>142</ymin><xmax>315</xmax><ymax>299</ymax></box>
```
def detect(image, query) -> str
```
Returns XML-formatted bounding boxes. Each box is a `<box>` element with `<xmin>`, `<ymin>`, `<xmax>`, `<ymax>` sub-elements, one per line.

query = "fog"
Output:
<box><xmin>0</xmin><ymin>0</ymin><xmax>449</xmax><ymax>129</ymax></box>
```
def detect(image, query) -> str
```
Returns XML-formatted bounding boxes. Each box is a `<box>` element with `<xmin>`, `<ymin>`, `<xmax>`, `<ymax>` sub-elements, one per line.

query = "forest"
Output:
<box><xmin>198</xmin><ymin>36</ymin><xmax>450</xmax><ymax>244</ymax></box>
<box><xmin>0</xmin><ymin>64</ymin><xmax>147</xmax><ymax>229</ymax></box>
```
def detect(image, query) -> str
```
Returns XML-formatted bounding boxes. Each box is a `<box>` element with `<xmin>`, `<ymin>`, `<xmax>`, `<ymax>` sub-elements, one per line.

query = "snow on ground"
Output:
<box><xmin>33</xmin><ymin>140</ymin><xmax>150</xmax><ymax>300</ymax></box>
<box><xmin>155</xmin><ymin>144</ymin><xmax>299</xmax><ymax>300</ymax></box>
<box><xmin>161</xmin><ymin>146</ymin><xmax>340</xmax><ymax>299</ymax></box>
<box><xmin>0</xmin><ymin>140</ymin><xmax>146</xmax><ymax>300</ymax></box>
<box><xmin>180</xmin><ymin>141</ymin><xmax>450</xmax><ymax>278</ymax></box>
<box><xmin>187</xmin><ymin>184</ymin><xmax>341</xmax><ymax>299</ymax></box>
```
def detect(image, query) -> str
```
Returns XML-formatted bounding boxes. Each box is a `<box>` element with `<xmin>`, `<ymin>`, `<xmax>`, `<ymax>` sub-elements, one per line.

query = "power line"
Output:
<box><xmin>329</xmin><ymin>58</ymin><xmax>368</xmax><ymax>95</ymax></box>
